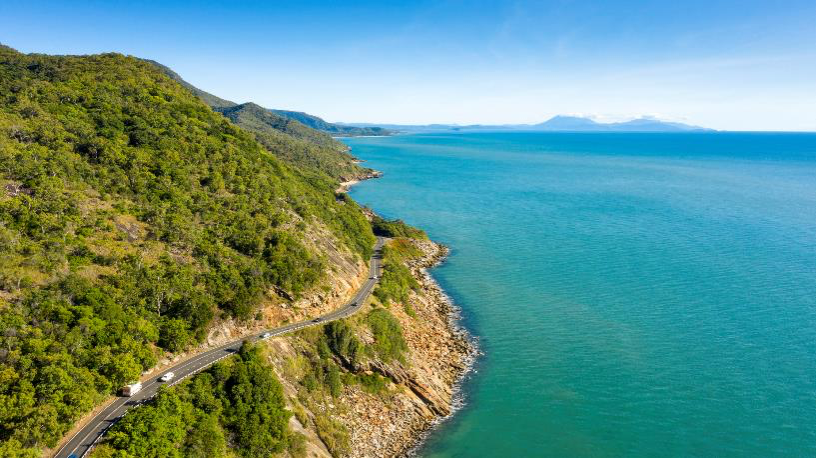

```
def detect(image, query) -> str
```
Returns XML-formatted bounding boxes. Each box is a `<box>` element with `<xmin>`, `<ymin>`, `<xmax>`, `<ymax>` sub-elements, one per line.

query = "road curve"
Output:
<box><xmin>55</xmin><ymin>236</ymin><xmax>386</xmax><ymax>458</ymax></box>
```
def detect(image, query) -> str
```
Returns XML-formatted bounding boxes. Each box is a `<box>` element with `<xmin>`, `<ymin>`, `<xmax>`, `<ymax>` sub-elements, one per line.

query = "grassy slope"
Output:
<box><xmin>0</xmin><ymin>45</ymin><xmax>374</xmax><ymax>456</ymax></box>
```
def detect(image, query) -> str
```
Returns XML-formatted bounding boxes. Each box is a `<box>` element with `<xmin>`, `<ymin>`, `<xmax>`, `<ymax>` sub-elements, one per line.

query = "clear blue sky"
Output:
<box><xmin>2</xmin><ymin>1</ymin><xmax>815</xmax><ymax>130</ymax></box>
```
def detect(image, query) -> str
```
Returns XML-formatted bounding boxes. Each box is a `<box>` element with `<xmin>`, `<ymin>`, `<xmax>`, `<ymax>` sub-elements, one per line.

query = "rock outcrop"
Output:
<box><xmin>265</xmin><ymin>238</ymin><xmax>476</xmax><ymax>457</ymax></box>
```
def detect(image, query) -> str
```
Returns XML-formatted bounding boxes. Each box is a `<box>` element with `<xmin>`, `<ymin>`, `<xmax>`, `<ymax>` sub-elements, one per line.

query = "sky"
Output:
<box><xmin>2</xmin><ymin>0</ymin><xmax>815</xmax><ymax>131</ymax></box>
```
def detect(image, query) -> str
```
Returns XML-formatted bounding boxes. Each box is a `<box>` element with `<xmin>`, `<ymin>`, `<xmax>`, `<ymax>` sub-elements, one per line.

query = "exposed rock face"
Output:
<box><xmin>266</xmin><ymin>238</ymin><xmax>476</xmax><ymax>458</ymax></box>
<box><xmin>343</xmin><ymin>239</ymin><xmax>474</xmax><ymax>458</ymax></box>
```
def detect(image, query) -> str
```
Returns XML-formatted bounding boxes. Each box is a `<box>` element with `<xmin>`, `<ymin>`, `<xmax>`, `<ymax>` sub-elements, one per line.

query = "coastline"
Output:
<box><xmin>336</xmin><ymin>178</ymin><xmax>477</xmax><ymax>457</ymax></box>
<box><xmin>336</xmin><ymin>170</ymin><xmax>383</xmax><ymax>194</ymax></box>
<box><xmin>335</xmin><ymin>238</ymin><xmax>476</xmax><ymax>458</ymax></box>
<box><xmin>398</xmin><ymin>241</ymin><xmax>478</xmax><ymax>457</ymax></box>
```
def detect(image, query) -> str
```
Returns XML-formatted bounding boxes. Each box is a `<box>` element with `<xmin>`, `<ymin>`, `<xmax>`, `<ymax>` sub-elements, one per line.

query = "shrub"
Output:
<box><xmin>366</xmin><ymin>309</ymin><xmax>408</xmax><ymax>363</ymax></box>
<box><xmin>323</xmin><ymin>320</ymin><xmax>362</xmax><ymax>363</ymax></box>
<box><xmin>373</xmin><ymin>245</ymin><xmax>419</xmax><ymax>306</ymax></box>
<box><xmin>314</xmin><ymin>413</ymin><xmax>350</xmax><ymax>458</ymax></box>
<box><xmin>371</xmin><ymin>215</ymin><xmax>427</xmax><ymax>239</ymax></box>
<box><xmin>355</xmin><ymin>373</ymin><xmax>389</xmax><ymax>394</ymax></box>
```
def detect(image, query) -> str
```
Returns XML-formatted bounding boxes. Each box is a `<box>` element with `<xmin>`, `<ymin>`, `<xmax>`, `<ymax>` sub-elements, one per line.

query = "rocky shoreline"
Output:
<box><xmin>260</xmin><ymin>236</ymin><xmax>476</xmax><ymax>458</ymax></box>
<box><xmin>394</xmin><ymin>240</ymin><xmax>478</xmax><ymax>457</ymax></box>
<box><xmin>336</xmin><ymin>238</ymin><xmax>476</xmax><ymax>457</ymax></box>
<box><xmin>329</xmin><ymin>174</ymin><xmax>477</xmax><ymax>457</ymax></box>
<box><xmin>51</xmin><ymin>230</ymin><xmax>474</xmax><ymax>458</ymax></box>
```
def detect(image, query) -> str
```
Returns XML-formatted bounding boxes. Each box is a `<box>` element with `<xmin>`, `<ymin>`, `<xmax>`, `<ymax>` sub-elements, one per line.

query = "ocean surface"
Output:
<box><xmin>342</xmin><ymin>132</ymin><xmax>816</xmax><ymax>457</ymax></box>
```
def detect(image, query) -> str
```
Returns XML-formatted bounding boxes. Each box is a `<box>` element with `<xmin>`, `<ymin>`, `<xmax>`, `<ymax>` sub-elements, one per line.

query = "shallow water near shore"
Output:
<box><xmin>344</xmin><ymin>132</ymin><xmax>816</xmax><ymax>457</ymax></box>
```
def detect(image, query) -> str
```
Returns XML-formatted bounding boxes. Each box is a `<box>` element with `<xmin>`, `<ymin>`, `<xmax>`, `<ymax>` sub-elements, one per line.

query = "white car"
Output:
<box><xmin>159</xmin><ymin>372</ymin><xmax>175</xmax><ymax>382</ymax></box>
<box><xmin>260</xmin><ymin>332</ymin><xmax>272</xmax><ymax>339</ymax></box>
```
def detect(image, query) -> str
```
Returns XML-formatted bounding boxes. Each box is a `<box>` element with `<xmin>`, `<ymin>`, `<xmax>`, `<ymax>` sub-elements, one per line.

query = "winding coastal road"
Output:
<box><xmin>55</xmin><ymin>236</ymin><xmax>385</xmax><ymax>458</ymax></box>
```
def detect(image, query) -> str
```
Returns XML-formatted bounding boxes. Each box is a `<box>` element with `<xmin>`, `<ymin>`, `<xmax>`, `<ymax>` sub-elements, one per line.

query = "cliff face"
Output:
<box><xmin>263</xmin><ymin>238</ymin><xmax>475</xmax><ymax>457</ymax></box>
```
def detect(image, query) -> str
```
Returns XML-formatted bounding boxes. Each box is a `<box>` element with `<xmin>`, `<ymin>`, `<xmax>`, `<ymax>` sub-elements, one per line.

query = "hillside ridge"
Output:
<box><xmin>148</xmin><ymin>61</ymin><xmax>392</xmax><ymax>138</ymax></box>
<box><xmin>0</xmin><ymin>45</ymin><xmax>374</xmax><ymax>456</ymax></box>
<box><xmin>342</xmin><ymin>115</ymin><xmax>713</xmax><ymax>133</ymax></box>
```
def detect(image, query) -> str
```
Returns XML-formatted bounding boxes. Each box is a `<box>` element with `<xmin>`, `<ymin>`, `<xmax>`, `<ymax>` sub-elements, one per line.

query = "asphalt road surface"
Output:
<box><xmin>56</xmin><ymin>236</ymin><xmax>385</xmax><ymax>458</ymax></box>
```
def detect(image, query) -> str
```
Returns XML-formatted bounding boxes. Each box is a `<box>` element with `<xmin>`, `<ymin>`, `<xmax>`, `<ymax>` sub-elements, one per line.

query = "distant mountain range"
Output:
<box><xmin>342</xmin><ymin>115</ymin><xmax>713</xmax><ymax>133</ymax></box>
<box><xmin>148</xmin><ymin>61</ymin><xmax>710</xmax><ymax>135</ymax></box>
<box><xmin>266</xmin><ymin>109</ymin><xmax>392</xmax><ymax>137</ymax></box>
<box><xmin>534</xmin><ymin>115</ymin><xmax>712</xmax><ymax>132</ymax></box>
<box><xmin>147</xmin><ymin>60</ymin><xmax>392</xmax><ymax>137</ymax></box>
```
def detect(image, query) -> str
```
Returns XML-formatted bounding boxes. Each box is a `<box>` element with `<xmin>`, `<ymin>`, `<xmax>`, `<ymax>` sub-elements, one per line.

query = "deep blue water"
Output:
<box><xmin>343</xmin><ymin>132</ymin><xmax>816</xmax><ymax>457</ymax></box>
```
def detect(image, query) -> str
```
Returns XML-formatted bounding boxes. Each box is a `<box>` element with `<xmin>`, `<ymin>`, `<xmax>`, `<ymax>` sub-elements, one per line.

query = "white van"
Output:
<box><xmin>122</xmin><ymin>382</ymin><xmax>142</xmax><ymax>396</ymax></box>
<box><xmin>160</xmin><ymin>372</ymin><xmax>175</xmax><ymax>382</ymax></box>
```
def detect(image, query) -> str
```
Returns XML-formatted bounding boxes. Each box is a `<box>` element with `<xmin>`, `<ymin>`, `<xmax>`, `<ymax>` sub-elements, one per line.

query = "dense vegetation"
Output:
<box><xmin>146</xmin><ymin>60</ymin><xmax>237</xmax><ymax>109</ymax></box>
<box><xmin>371</xmin><ymin>215</ymin><xmax>427</xmax><ymax>239</ymax></box>
<box><xmin>219</xmin><ymin>103</ymin><xmax>340</xmax><ymax>149</ymax></box>
<box><xmin>81</xmin><ymin>236</ymin><xmax>418</xmax><ymax>458</ymax></box>
<box><xmin>150</xmin><ymin>61</ymin><xmax>383</xmax><ymax>180</ymax></box>
<box><xmin>92</xmin><ymin>343</ymin><xmax>297</xmax><ymax>458</ymax></box>
<box><xmin>260</xmin><ymin>309</ymin><xmax>406</xmax><ymax>457</ymax></box>
<box><xmin>373</xmin><ymin>240</ymin><xmax>422</xmax><ymax>309</ymax></box>
<box><xmin>299</xmin><ymin>310</ymin><xmax>407</xmax><ymax>394</ymax></box>
<box><xmin>269</xmin><ymin>109</ymin><xmax>393</xmax><ymax>137</ymax></box>
<box><xmin>0</xmin><ymin>45</ymin><xmax>374</xmax><ymax>455</ymax></box>
<box><xmin>217</xmin><ymin>102</ymin><xmax>372</xmax><ymax>180</ymax></box>
<box><xmin>365</xmin><ymin>308</ymin><xmax>408</xmax><ymax>363</ymax></box>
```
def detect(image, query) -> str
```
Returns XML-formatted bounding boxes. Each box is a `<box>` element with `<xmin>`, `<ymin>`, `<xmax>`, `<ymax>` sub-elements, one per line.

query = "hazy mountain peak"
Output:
<box><xmin>536</xmin><ymin>115</ymin><xmax>601</xmax><ymax>129</ymax></box>
<box><xmin>536</xmin><ymin>115</ymin><xmax>712</xmax><ymax>132</ymax></box>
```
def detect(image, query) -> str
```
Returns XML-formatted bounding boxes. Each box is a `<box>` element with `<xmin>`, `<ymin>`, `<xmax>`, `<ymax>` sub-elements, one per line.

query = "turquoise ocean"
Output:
<box><xmin>343</xmin><ymin>132</ymin><xmax>816</xmax><ymax>457</ymax></box>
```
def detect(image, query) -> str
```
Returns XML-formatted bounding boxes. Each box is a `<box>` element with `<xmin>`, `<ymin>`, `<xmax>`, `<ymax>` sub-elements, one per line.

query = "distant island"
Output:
<box><xmin>340</xmin><ymin>115</ymin><xmax>713</xmax><ymax>133</ymax></box>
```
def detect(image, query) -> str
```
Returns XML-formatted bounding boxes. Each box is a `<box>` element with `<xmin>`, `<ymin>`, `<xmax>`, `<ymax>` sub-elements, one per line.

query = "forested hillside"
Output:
<box><xmin>0</xmin><ymin>45</ymin><xmax>374</xmax><ymax>456</ymax></box>
<box><xmin>217</xmin><ymin>102</ymin><xmax>372</xmax><ymax>180</ymax></box>
<box><xmin>92</xmin><ymin>343</ymin><xmax>295</xmax><ymax>458</ymax></box>
<box><xmin>150</xmin><ymin>61</ymin><xmax>387</xmax><ymax>179</ymax></box>
<box><xmin>268</xmin><ymin>109</ymin><xmax>393</xmax><ymax>137</ymax></box>
<box><xmin>146</xmin><ymin>60</ymin><xmax>236</xmax><ymax>109</ymax></box>
<box><xmin>218</xmin><ymin>103</ymin><xmax>340</xmax><ymax>149</ymax></box>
